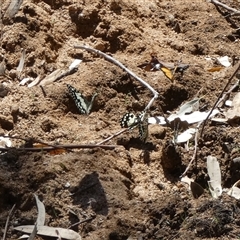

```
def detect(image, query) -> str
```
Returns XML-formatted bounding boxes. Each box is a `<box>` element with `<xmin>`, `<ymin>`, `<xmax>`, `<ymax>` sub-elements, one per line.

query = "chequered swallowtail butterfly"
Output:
<box><xmin>67</xmin><ymin>84</ymin><xmax>97</xmax><ymax>115</ymax></box>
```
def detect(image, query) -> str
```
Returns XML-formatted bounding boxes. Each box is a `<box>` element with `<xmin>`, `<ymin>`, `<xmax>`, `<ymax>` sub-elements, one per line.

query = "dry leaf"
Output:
<box><xmin>228</xmin><ymin>179</ymin><xmax>240</xmax><ymax>199</ymax></box>
<box><xmin>49</xmin><ymin>148</ymin><xmax>67</xmax><ymax>155</ymax></box>
<box><xmin>148</xmin><ymin>109</ymin><xmax>219</xmax><ymax>125</ymax></box>
<box><xmin>226</xmin><ymin>92</ymin><xmax>240</xmax><ymax>123</ymax></box>
<box><xmin>207</xmin><ymin>156</ymin><xmax>222</xmax><ymax>198</ymax></box>
<box><xmin>217</xmin><ymin>56</ymin><xmax>231</xmax><ymax>67</ymax></box>
<box><xmin>34</xmin><ymin>194</ymin><xmax>45</xmax><ymax>226</ymax></box>
<box><xmin>17</xmin><ymin>49</ymin><xmax>26</xmax><ymax>78</ymax></box>
<box><xmin>28</xmin><ymin>76</ymin><xmax>41</xmax><ymax>88</ymax></box>
<box><xmin>27</xmin><ymin>223</ymin><xmax>37</xmax><ymax>240</ymax></box>
<box><xmin>14</xmin><ymin>225</ymin><xmax>81</xmax><ymax>240</ymax></box>
<box><xmin>207</xmin><ymin>66</ymin><xmax>224</xmax><ymax>72</ymax></box>
<box><xmin>39</xmin><ymin>69</ymin><xmax>64</xmax><ymax>86</ymax></box>
<box><xmin>175</xmin><ymin>128</ymin><xmax>196</xmax><ymax>143</ymax></box>
<box><xmin>4</xmin><ymin>0</ymin><xmax>23</xmax><ymax>19</ymax></box>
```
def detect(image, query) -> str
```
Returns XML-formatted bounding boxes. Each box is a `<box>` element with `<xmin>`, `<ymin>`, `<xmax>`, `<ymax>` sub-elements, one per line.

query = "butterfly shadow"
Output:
<box><xmin>70</xmin><ymin>172</ymin><xmax>108</xmax><ymax>216</ymax></box>
<box><xmin>117</xmin><ymin>137</ymin><xmax>155</xmax><ymax>151</ymax></box>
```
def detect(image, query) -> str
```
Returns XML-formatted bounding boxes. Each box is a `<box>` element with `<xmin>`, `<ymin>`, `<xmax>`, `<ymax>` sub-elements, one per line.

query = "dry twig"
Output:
<box><xmin>96</xmin><ymin>128</ymin><xmax>128</xmax><ymax>145</ymax></box>
<box><xmin>209</xmin><ymin>0</ymin><xmax>240</xmax><ymax>16</ymax></box>
<box><xmin>0</xmin><ymin>144</ymin><xmax>116</xmax><ymax>152</ymax></box>
<box><xmin>68</xmin><ymin>217</ymin><xmax>95</xmax><ymax>229</ymax></box>
<box><xmin>200</xmin><ymin>63</ymin><xmax>240</xmax><ymax>137</ymax></box>
<box><xmin>74</xmin><ymin>45</ymin><xmax>159</xmax><ymax>111</ymax></box>
<box><xmin>3</xmin><ymin>204</ymin><xmax>16</xmax><ymax>240</ymax></box>
<box><xmin>180</xmin><ymin>123</ymin><xmax>200</xmax><ymax>178</ymax></box>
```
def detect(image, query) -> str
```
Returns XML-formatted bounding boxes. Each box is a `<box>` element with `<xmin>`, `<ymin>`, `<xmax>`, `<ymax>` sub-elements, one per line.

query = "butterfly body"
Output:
<box><xmin>138</xmin><ymin>112</ymin><xmax>149</xmax><ymax>142</ymax></box>
<box><xmin>67</xmin><ymin>84</ymin><xmax>97</xmax><ymax>115</ymax></box>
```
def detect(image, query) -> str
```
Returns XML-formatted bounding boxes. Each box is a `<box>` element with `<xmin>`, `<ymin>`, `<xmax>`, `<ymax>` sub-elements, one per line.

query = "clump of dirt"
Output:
<box><xmin>1</xmin><ymin>0</ymin><xmax>240</xmax><ymax>239</ymax></box>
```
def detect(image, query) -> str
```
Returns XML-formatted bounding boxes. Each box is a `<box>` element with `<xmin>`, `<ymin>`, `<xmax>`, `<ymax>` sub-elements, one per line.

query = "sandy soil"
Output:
<box><xmin>1</xmin><ymin>0</ymin><xmax>240</xmax><ymax>239</ymax></box>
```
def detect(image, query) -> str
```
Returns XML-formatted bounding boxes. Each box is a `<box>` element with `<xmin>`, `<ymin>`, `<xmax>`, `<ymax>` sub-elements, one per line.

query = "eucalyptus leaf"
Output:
<box><xmin>14</xmin><ymin>226</ymin><xmax>81</xmax><ymax>240</ymax></box>
<box><xmin>228</xmin><ymin>179</ymin><xmax>240</xmax><ymax>199</ymax></box>
<box><xmin>34</xmin><ymin>194</ymin><xmax>45</xmax><ymax>226</ymax></box>
<box><xmin>177</xmin><ymin>98</ymin><xmax>200</xmax><ymax>116</ymax></box>
<box><xmin>27</xmin><ymin>223</ymin><xmax>37</xmax><ymax>240</ymax></box>
<box><xmin>207</xmin><ymin>156</ymin><xmax>222</xmax><ymax>198</ymax></box>
<box><xmin>4</xmin><ymin>0</ymin><xmax>23</xmax><ymax>19</ymax></box>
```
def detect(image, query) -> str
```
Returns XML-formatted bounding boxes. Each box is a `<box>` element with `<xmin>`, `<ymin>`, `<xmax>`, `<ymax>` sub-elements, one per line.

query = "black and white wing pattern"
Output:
<box><xmin>120</xmin><ymin>112</ymin><xmax>139</xmax><ymax>129</ymax></box>
<box><xmin>120</xmin><ymin>111</ymin><xmax>149</xmax><ymax>142</ymax></box>
<box><xmin>67</xmin><ymin>84</ymin><xmax>97</xmax><ymax>115</ymax></box>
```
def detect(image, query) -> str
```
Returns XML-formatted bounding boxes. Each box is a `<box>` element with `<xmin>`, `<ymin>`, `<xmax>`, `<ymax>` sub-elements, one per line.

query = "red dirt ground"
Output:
<box><xmin>1</xmin><ymin>0</ymin><xmax>240</xmax><ymax>239</ymax></box>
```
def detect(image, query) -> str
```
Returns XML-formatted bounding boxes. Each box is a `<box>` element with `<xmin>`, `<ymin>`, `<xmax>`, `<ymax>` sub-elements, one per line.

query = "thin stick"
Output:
<box><xmin>209</xmin><ymin>0</ymin><xmax>240</xmax><ymax>15</ymax></box>
<box><xmin>74</xmin><ymin>45</ymin><xmax>159</xmax><ymax>110</ymax></box>
<box><xmin>180</xmin><ymin>123</ymin><xmax>200</xmax><ymax>178</ymax></box>
<box><xmin>0</xmin><ymin>144</ymin><xmax>116</xmax><ymax>152</ymax></box>
<box><xmin>217</xmin><ymin>79</ymin><xmax>239</xmax><ymax>108</ymax></box>
<box><xmin>96</xmin><ymin>128</ymin><xmax>128</xmax><ymax>145</ymax></box>
<box><xmin>2</xmin><ymin>204</ymin><xmax>16</xmax><ymax>240</ymax></box>
<box><xmin>68</xmin><ymin>217</ymin><xmax>94</xmax><ymax>228</ymax></box>
<box><xmin>200</xmin><ymin>63</ymin><xmax>240</xmax><ymax>137</ymax></box>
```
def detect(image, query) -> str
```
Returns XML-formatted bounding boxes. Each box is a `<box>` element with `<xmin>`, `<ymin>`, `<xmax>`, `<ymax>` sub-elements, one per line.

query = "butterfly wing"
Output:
<box><xmin>120</xmin><ymin>113</ymin><xmax>138</xmax><ymax>128</ymax></box>
<box><xmin>160</xmin><ymin>67</ymin><xmax>173</xmax><ymax>81</ymax></box>
<box><xmin>67</xmin><ymin>84</ymin><xmax>90</xmax><ymax>114</ymax></box>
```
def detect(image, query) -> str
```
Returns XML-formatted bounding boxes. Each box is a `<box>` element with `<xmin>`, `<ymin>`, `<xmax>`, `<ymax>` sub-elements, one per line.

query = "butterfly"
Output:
<box><xmin>138</xmin><ymin>54</ymin><xmax>189</xmax><ymax>81</ymax></box>
<box><xmin>120</xmin><ymin>111</ymin><xmax>149</xmax><ymax>142</ymax></box>
<box><xmin>67</xmin><ymin>84</ymin><xmax>97</xmax><ymax>114</ymax></box>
